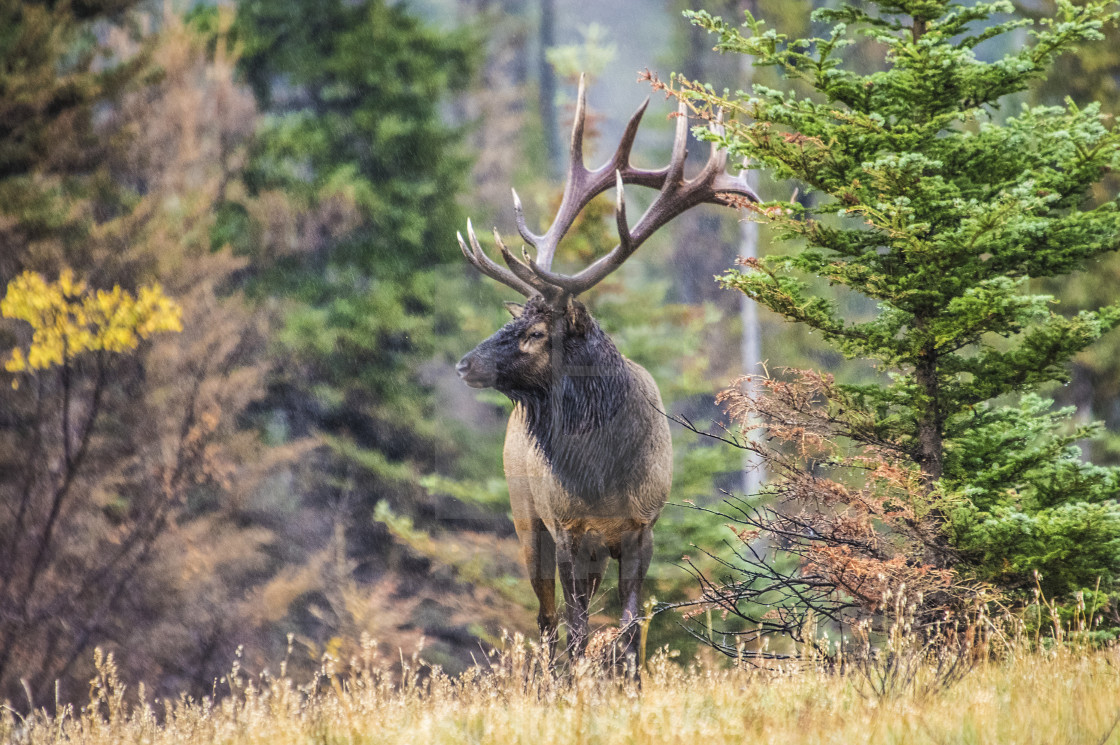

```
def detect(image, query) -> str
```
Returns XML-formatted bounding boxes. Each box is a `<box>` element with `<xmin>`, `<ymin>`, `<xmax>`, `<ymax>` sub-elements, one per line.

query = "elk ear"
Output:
<box><xmin>564</xmin><ymin>296</ymin><xmax>590</xmax><ymax>335</ymax></box>
<box><xmin>503</xmin><ymin>301</ymin><xmax>526</xmax><ymax>319</ymax></box>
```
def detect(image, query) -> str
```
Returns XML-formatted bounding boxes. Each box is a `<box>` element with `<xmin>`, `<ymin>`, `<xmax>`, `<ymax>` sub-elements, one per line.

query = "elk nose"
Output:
<box><xmin>457</xmin><ymin>354</ymin><xmax>490</xmax><ymax>389</ymax></box>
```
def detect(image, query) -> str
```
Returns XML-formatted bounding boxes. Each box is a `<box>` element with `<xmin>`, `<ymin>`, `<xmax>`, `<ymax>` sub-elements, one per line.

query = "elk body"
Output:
<box><xmin>456</xmin><ymin>77</ymin><xmax>758</xmax><ymax>667</ymax></box>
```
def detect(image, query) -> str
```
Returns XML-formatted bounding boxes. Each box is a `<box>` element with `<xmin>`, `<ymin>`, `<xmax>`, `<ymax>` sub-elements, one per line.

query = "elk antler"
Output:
<box><xmin>458</xmin><ymin>219</ymin><xmax>548</xmax><ymax>297</ymax></box>
<box><xmin>462</xmin><ymin>74</ymin><xmax>761</xmax><ymax>299</ymax></box>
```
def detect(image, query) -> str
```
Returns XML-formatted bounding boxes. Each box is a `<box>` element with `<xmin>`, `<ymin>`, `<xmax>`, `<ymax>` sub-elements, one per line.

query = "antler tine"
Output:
<box><xmin>665</xmin><ymin>96</ymin><xmax>690</xmax><ymax>187</ymax></box>
<box><xmin>569</xmin><ymin>73</ymin><xmax>589</xmax><ymax>178</ymax></box>
<box><xmin>613</xmin><ymin>170</ymin><xmax>634</xmax><ymax>257</ymax></box>
<box><xmin>511</xmin><ymin>188</ymin><xmax>535</xmax><ymax>247</ymax></box>
<box><xmin>706</xmin><ymin>107</ymin><xmax>729</xmax><ymax>175</ymax></box>
<box><xmin>457</xmin><ymin>224</ymin><xmax>488</xmax><ymax>273</ymax></box>
<box><xmin>705</xmin><ymin>108</ymin><xmax>760</xmax><ymax>198</ymax></box>
<box><xmin>492</xmin><ymin>228</ymin><xmax>550</xmax><ymax>293</ymax></box>
<box><xmin>459</xmin><ymin>219</ymin><xmax>537</xmax><ymax>297</ymax></box>
<box><xmin>529</xmin><ymin>74</ymin><xmax>592</xmax><ymax>272</ymax></box>
<box><xmin>613</xmin><ymin>96</ymin><xmax>650</xmax><ymax>173</ymax></box>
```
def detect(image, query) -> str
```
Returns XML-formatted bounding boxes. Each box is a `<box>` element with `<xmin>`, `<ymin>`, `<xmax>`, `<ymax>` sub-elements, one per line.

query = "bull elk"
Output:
<box><xmin>456</xmin><ymin>77</ymin><xmax>759</xmax><ymax>668</ymax></box>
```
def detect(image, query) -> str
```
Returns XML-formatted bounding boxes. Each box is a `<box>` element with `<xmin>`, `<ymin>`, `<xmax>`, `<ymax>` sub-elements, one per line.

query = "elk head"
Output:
<box><xmin>456</xmin><ymin>75</ymin><xmax>760</xmax><ymax>393</ymax></box>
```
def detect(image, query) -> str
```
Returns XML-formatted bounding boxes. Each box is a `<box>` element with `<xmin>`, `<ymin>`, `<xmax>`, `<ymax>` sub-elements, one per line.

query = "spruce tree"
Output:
<box><xmin>679</xmin><ymin>0</ymin><xmax>1120</xmax><ymax>613</ymax></box>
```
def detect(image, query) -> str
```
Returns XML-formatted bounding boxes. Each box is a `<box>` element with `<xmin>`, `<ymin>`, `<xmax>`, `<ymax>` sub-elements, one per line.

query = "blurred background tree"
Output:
<box><xmin>1023</xmin><ymin>0</ymin><xmax>1120</xmax><ymax>467</ymax></box>
<box><xmin>224</xmin><ymin>0</ymin><xmax>540</xmax><ymax>674</ymax></box>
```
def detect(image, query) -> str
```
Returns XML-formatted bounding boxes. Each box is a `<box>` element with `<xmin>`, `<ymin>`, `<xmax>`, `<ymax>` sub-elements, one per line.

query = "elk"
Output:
<box><xmin>456</xmin><ymin>77</ymin><xmax>759</xmax><ymax>667</ymax></box>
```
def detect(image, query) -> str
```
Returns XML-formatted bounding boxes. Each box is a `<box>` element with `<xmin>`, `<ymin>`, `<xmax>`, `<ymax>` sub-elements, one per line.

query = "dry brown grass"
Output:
<box><xmin>3</xmin><ymin>636</ymin><xmax>1120</xmax><ymax>745</ymax></box>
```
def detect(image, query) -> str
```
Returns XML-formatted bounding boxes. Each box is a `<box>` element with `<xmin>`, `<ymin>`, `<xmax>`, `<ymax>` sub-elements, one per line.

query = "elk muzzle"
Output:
<box><xmin>456</xmin><ymin>350</ymin><xmax>496</xmax><ymax>389</ymax></box>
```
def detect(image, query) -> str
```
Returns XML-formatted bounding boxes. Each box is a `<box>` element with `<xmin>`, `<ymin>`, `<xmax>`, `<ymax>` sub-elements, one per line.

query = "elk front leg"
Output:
<box><xmin>525</xmin><ymin>522</ymin><xmax>558</xmax><ymax>660</ymax></box>
<box><xmin>554</xmin><ymin>529</ymin><xmax>591</xmax><ymax>658</ymax></box>
<box><xmin>617</xmin><ymin>525</ymin><xmax>654</xmax><ymax>673</ymax></box>
<box><xmin>512</xmin><ymin>508</ymin><xmax>558</xmax><ymax>660</ymax></box>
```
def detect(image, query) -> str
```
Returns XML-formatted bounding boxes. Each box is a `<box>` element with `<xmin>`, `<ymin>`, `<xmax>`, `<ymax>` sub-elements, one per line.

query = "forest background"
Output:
<box><xmin>1</xmin><ymin>0</ymin><xmax>1118</xmax><ymax>708</ymax></box>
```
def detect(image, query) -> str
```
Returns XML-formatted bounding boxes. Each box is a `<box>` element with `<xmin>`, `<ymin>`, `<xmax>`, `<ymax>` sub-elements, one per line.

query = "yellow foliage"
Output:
<box><xmin>1</xmin><ymin>269</ymin><xmax>183</xmax><ymax>386</ymax></box>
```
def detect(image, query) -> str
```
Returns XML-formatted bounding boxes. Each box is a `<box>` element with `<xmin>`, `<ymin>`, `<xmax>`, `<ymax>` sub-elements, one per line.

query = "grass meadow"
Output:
<box><xmin>3</xmin><ymin>634</ymin><xmax>1120</xmax><ymax>745</ymax></box>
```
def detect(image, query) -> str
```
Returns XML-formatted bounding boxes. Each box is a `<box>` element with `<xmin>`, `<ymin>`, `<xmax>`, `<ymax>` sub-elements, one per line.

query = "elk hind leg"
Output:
<box><xmin>617</xmin><ymin>525</ymin><xmax>654</xmax><ymax>676</ymax></box>
<box><xmin>555</xmin><ymin>529</ymin><xmax>605</xmax><ymax>659</ymax></box>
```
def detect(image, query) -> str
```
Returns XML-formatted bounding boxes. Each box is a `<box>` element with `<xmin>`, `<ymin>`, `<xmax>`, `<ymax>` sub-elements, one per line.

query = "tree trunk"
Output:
<box><xmin>913</xmin><ymin>345</ymin><xmax>944</xmax><ymax>484</ymax></box>
<box><xmin>538</xmin><ymin>0</ymin><xmax>558</xmax><ymax>177</ymax></box>
<box><xmin>1071</xmin><ymin>360</ymin><xmax>1094</xmax><ymax>463</ymax></box>
<box><xmin>738</xmin><ymin>0</ymin><xmax>764</xmax><ymax>496</ymax></box>
<box><xmin>913</xmin><ymin>340</ymin><xmax>955</xmax><ymax>568</ymax></box>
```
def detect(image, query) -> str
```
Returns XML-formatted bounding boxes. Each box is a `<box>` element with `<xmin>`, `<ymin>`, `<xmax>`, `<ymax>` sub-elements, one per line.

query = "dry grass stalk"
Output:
<box><xmin>3</xmin><ymin>638</ymin><xmax>1120</xmax><ymax>745</ymax></box>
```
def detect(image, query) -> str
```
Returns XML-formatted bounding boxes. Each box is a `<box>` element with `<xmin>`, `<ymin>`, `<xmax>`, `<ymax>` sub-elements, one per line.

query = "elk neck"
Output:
<box><xmin>507</xmin><ymin>320</ymin><xmax>648</xmax><ymax>503</ymax></box>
